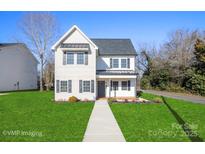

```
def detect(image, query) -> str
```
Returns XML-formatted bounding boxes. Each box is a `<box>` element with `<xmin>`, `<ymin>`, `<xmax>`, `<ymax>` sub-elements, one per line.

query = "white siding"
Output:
<box><xmin>0</xmin><ymin>45</ymin><xmax>38</xmax><ymax>92</ymax></box>
<box><xmin>55</xmin><ymin>29</ymin><xmax>97</xmax><ymax>101</ymax></box>
<box><xmin>54</xmin><ymin>26</ymin><xmax>138</xmax><ymax>100</ymax></box>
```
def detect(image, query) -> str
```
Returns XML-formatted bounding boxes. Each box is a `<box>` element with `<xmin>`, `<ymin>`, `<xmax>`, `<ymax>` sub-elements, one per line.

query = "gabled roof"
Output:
<box><xmin>0</xmin><ymin>43</ymin><xmax>38</xmax><ymax>64</ymax></box>
<box><xmin>51</xmin><ymin>25</ymin><xmax>98</xmax><ymax>50</ymax></box>
<box><xmin>52</xmin><ymin>25</ymin><xmax>137</xmax><ymax>56</ymax></box>
<box><xmin>91</xmin><ymin>39</ymin><xmax>137</xmax><ymax>56</ymax></box>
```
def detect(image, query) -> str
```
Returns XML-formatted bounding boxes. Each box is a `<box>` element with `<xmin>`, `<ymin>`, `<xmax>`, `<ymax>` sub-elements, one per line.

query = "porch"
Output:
<box><xmin>96</xmin><ymin>71</ymin><xmax>137</xmax><ymax>98</ymax></box>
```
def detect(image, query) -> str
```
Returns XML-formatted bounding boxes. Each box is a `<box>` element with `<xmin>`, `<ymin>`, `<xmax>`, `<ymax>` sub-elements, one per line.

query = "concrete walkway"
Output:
<box><xmin>83</xmin><ymin>100</ymin><xmax>125</xmax><ymax>142</ymax></box>
<box><xmin>144</xmin><ymin>90</ymin><xmax>205</xmax><ymax>104</ymax></box>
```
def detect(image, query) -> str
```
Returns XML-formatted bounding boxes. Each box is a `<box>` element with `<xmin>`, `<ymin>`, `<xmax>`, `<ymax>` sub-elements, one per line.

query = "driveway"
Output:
<box><xmin>144</xmin><ymin>90</ymin><xmax>205</xmax><ymax>104</ymax></box>
<box><xmin>83</xmin><ymin>99</ymin><xmax>125</xmax><ymax>142</ymax></box>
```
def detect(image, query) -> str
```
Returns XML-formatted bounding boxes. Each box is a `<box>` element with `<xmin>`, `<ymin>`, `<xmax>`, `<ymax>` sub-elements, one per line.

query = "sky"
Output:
<box><xmin>1</xmin><ymin>11</ymin><xmax>205</xmax><ymax>50</ymax></box>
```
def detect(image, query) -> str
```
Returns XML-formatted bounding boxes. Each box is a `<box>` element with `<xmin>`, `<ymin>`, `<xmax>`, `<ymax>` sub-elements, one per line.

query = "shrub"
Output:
<box><xmin>166</xmin><ymin>83</ymin><xmax>186</xmax><ymax>93</ymax></box>
<box><xmin>140</xmin><ymin>76</ymin><xmax>151</xmax><ymax>89</ymax></box>
<box><xmin>185</xmin><ymin>72</ymin><xmax>205</xmax><ymax>96</ymax></box>
<box><xmin>68</xmin><ymin>96</ymin><xmax>79</xmax><ymax>103</ymax></box>
<box><xmin>108</xmin><ymin>98</ymin><xmax>117</xmax><ymax>104</ymax></box>
<box><xmin>137</xmin><ymin>90</ymin><xmax>143</xmax><ymax>97</ymax></box>
<box><xmin>152</xmin><ymin>97</ymin><xmax>163</xmax><ymax>103</ymax></box>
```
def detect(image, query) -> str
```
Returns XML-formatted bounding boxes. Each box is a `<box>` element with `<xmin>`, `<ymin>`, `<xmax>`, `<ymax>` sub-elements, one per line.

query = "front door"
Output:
<box><xmin>98</xmin><ymin>81</ymin><xmax>105</xmax><ymax>98</ymax></box>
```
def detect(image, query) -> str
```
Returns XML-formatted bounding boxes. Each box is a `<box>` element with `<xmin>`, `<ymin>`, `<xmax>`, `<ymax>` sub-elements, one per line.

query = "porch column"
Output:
<box><xmin>108</xmin><ymin>78</ymin><xmax>111</xmax><ymax>97</ymax></box>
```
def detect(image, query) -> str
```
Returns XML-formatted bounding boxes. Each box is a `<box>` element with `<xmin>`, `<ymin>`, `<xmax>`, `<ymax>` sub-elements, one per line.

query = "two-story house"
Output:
<box><xmin>0</xmin><ymin>43</ymin><xmax>38</xmax><ymax>92</ymax></box>
<box><xmin>52</xmin><ymin>25</ymin><xmax>138</xmax><ymax>101</ymax></box>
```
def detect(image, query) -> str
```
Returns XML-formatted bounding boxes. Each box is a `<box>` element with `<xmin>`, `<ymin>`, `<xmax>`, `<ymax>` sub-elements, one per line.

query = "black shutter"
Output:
<box><xmin>128</xmin><ymin>80</ymin><xmax>130</xmax><ymax>91</ymax></box>
<box><xmin>110</xmin><ymin>80</ymin><xmax>113</xmax><ymax>91</ymax></box>
<box><xmin>127</xmin><ymin>58</ymin><xmax>130</xmax><ymax>68</ymax></box>
<box><xmin>63</xmin><ymin>51</ymin><xmax>66</xmax><ymax>65</ymax></box>
<box><xmin>56</xmin><ymin>80</ymin><xmax>60</xmax><ymax>93</ymax></box>
<box><xmin>110</xmin><ymin>58</ymin><xmax>112</xmax><ymax>68</ymax></box>
<box><xmin>68</xmin><ymin>80</ymin><xmax>72</xmax><ymax>93</ymax></box>
<box><xmin>85</xmin><ymin>52</ymin><xmax>88</xmax><ymax>65</ymax></box>
<box><xmin>91</xmin><ymin>80</ymin><xmax>94</xmax><ymax>93</ymax></box>
<box><xmin>79</xmin><ymin>80</ymin><xmax>82</xmax><ymax>93</ymax></box>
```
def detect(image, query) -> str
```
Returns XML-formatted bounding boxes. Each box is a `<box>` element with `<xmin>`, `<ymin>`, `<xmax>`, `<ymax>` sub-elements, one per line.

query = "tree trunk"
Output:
<box><xmin>40</xmin><ymin>54</ymin><xmax>44</xmax><ymax>91</ymax></box>
<box><xmin>46</xmin><ymin>85</ymin><xmax>49</xmax><ymax>91</ymax></box>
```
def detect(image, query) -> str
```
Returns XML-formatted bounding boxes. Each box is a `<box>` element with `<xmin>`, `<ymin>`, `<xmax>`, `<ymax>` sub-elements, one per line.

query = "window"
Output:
<box><xmin>121</xmin><ymin>81</ymin><xmax>128</xmax><ymax>90</ymax></box>
<box><xmin>67</xmin><ymin>53</ymin><xmax>74</xmax><ymax>64</ymax></box>
<box><xmin>121</xmin><ymin>59</ymin><xmax>127</xmax><ymax>68</ymax></box>
<box><xmin>83</xmin><ymin>81</ymin><xmax>90</xmax><ymax>92</ymax></box>
<box><xmin>112</xmin><ymin>81</ymin><xmax>119</xmax><ymax>90</ymax></box>
<box><xmin>77</xmin><ymin>53</ymin><xmax>85</xmax><ymax>64</ymax></box>
<box><xmin>112</xmin><ymin>59</ymin><xmax>119</xmax><ymax>68</ymax></box>
<box><xmin>60</xmin><ymin>81</ymin><xmax>67</xmax><ymax>92</ymax></box>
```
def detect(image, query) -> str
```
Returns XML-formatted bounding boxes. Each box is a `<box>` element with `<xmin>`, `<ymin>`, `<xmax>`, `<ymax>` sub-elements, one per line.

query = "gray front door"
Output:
<box><xmin>98</xmin><ymin>81</ymin><xmax>105</xmax><ymax>98</ymax></box>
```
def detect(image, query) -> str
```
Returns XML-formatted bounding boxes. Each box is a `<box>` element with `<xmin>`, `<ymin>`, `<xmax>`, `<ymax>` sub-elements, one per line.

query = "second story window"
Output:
<box><xmin>112</xmin><ymin>59</ymin><xmax>119</xmax><ymax>68</ymax></box>
<box><xmin>67</xmin><ymin>53</ymin><xmax>74</xmax><ymax>64</ymax></box>
<box><xmin>77</xmin><ymin>53</ymin><xmax>85</xmax><ymax>64</ymax></box>
<box><xmin>121</xmin><ymin>59</ymin><xmax>127</xmax><ymax>68</ymax></box>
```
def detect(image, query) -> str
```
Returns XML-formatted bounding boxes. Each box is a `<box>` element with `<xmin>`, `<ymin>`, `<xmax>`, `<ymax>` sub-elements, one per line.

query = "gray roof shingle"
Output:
<box><xmin>91</xmin><ymin>39</ymin><xmax>137</xmax><ymax>56</ymax></box>
<box><xmin>0</xmin><ymin>43</ymin><xmax>24</xmax><ymax>48</ymax></box>
<box><xmin>96</xmin><ymin>70</ymin><xmax>138</xmax><ymax>75</ymax></box>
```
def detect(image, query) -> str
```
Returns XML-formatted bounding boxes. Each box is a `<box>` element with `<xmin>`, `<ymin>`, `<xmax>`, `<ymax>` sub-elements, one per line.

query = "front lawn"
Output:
<box><xmin>110</xmin><ymin>93</ymin><xmax>205</xmax><ymax>142</ymax></box>
<box><xmin>0</xmin><ymin>91</ymin><xmax>94</xmax><ymax>141</ymax></box>
<box><xmin>142</xmin><ymin>93</ymin><xmax>205</xmax><ymax>141</ymax></box>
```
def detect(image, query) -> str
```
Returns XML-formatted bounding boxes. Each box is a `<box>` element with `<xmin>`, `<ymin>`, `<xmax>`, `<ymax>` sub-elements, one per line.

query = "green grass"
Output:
<box><xmin>110</xmin><ymin>93</ymin><xmax>205</xmax><ymax>142</ymax></box>
<box><xmin>0</xmin><ymin>91</ymin><xmax>94</xmax><ymax>141</ymax></box>
<box><xmin>141</xmin><ymin>93</ymin><xmax>205</xmax><ymax>141</ymax></box>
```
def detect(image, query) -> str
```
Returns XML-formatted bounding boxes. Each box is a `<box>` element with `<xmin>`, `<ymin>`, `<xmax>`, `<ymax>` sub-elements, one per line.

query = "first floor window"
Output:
<box><xmin>67</xmin><ymin>53</ymin><xmax>74</xmax><ymax>64</ymax></box>
<box><xmin>83</xmin><ymin>81</ymin><xmax>91</xmax><ymax>92</ymax></box>
<box><xmin>112</xmin><ymin>81</ymin><xmax>119</xmax><ymax>90</ymax></box>
<box><xmin>121</xmin><ymin>81</ymin><xmax>128</xmax><ymax>90</ymax></box>
<box><xmin>121</xmin><ymin>59</ymin><xmax>127</xmax><ymax>68</ymax></box>
<box><xmin>77</xmin><ymin>53</ymin><xmax>85</xmax><ymax>64</ymax></box>
<box><xmin>60</xmin><ymin>81</ymin><xmax>67</xmax><ymax>92</ymax></box>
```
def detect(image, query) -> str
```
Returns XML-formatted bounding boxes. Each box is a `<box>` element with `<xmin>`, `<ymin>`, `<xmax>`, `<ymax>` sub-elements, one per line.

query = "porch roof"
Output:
<box><xmin>96</xmin><ymin>70</ymin><xmax>138</xmax><ymax>76</ymax></box>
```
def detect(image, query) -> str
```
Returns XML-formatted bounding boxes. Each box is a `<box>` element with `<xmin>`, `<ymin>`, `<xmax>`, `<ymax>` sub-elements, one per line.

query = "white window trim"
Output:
<box><xmin>83</xmin><ymin>80</ymin><xmax>91</xmax><ymax>92</ymax></box>
<box><xmin>112</xmin><ymin>81</ymin><xmax>119</xmax><ymax>91</ymax></box>
<box><xmin>66</xmin><ymin>52</ymin><xmax>74</xmax><ymax>65</ymax></box>
<box><xmin>121</xmin><ymin>59</ymin><xmax>127</xmax><ymax>68</ymax></box>
<box><xmin>121</xmin><ymin>81</ymin><xmax>128</xmax><ymax>90</ymax></box>
<box><xmin>110</xmin><ymin>58</ymin><xmax>131</xmax><ymax>69</ymax></box>
<box><xmin>60</xmin><ymin>80</ymin><xmax>68</xmax><ymax>92</ymax></box>
<box><xmin>112</xmin><ymin>59</ymin><xmax>119</xmax><ymax>68</ymax></box>
<box><xmin>77</xmin><ymin>52</ymin><xmax>85</xmax><ymax>65</ymax></box>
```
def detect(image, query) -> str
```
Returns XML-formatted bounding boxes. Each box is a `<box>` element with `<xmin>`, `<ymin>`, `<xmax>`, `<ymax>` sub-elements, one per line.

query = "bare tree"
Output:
<box><xmin>160</xmin><ymin>29</ymin><xmax>200</xmax><ymax>84</ymax></box>
<box><xmin>44</xmin><ymin>56</ymin><xmax>54</xmax><ymax>91</ymax></box>
<box><xmin>137</xmin><ymin>43</ymin><xmax>158</xmax><ymax>75</ymax></box>
<box><xmin>19</xmin><ymin>12</ymin><xmax>58</xmax><ymax>91</ymax></box>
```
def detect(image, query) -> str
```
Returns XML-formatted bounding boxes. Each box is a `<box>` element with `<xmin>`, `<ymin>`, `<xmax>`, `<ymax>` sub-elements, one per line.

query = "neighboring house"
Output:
<box><xmin>0</xmin><ymin>43</ymin><xmax>38</xmax><ymax>92</ymax></box>
<box><xmin>52</xmin><ymin>25</ymin><xmax>138</xmax><ymax>101</ymax></box>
